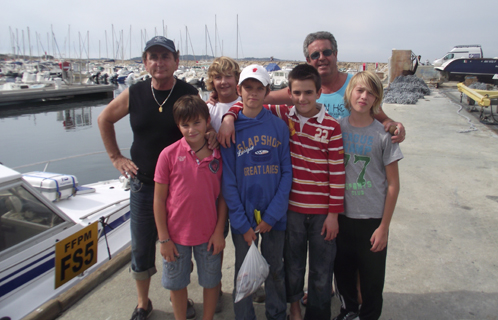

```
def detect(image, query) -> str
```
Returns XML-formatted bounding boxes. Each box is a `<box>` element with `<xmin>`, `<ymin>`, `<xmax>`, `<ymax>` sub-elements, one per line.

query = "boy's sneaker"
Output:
<box><xmin>332</xmin><ymin>310</ymin><xmax>359</xmax><ymax>320</ymax></box>
<box><xmin>130</xmin><ymin>299</ymin><xmax>153</xmax><ymax>320</ymax></box>
<box><xmin>186</xmin><ymin>299</ymin><xmax>196</xmax><ymax>319</ymax></box>
<box><xmin>252</xmin><ymin>285</ymin><xmax>266</xmax><ymax>303</ymax></box>
<box><xmin>215</xmin><ymin>290</ymin><xmax>223</xmax><ymax>313</ymax></box>
<box><xmin>169</xmin><ymin>298</ymin><xmax>196</xmax><ymax>319</ymax></box>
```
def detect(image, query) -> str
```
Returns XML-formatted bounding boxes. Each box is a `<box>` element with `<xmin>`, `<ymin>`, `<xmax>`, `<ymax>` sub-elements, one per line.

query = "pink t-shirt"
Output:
<box><xmin>154</xmin><ymin>138</ymin><xmax>223</xmax><ymax>246</ymax></box>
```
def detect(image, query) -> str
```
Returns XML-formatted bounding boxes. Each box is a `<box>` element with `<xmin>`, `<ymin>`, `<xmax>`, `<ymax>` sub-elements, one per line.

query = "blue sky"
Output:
<box><xmin>2</xmin><ymin>0</ymin><xmax>497</xmax><ymax>63</ymax></box>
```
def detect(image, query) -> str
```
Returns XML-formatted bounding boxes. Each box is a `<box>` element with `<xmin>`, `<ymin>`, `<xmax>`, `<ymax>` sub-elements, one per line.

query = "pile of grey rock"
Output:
<box><xmin>383</xmin><ymin>75</ymin><xmax>431</xmax><ymax>104</ymax></box>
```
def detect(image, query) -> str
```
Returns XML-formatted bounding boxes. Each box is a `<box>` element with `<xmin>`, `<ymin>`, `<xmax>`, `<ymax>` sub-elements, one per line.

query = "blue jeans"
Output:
<box><xmin>232</xmin><ymin>230</ymin><xmax>286</xmax><ymax>320</ymax></box>
<box><xmin>129</xmin><ymin>177</ymin><xmax>158</xmax><ymax>280</ymax></box>
<box><xmin>284</xmin><ymin>210</ymin><xmax>336</xmax><ymax>320</ymax></box>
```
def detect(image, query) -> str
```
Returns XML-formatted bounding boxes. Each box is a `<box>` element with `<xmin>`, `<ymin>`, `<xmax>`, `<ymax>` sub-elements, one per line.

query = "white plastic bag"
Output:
<box><xmin>234</xmin><ymin>241</ymin><xmax>270</xmax><ymax>303</ymax></box>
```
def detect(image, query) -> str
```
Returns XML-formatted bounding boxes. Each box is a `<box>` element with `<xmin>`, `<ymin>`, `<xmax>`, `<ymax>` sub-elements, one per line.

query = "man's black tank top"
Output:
<box><xmin>129</xmin><ymin>78</ymin><xmax>198</xmax><ymax>184</ymax></box>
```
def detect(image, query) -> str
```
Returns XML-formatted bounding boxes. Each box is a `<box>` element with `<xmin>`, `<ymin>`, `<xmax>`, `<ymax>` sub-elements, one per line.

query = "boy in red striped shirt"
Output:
<box><xmin>221</xmin><ymin>64</ymin><xmax>345</xmax><ymax>320</ymax></box>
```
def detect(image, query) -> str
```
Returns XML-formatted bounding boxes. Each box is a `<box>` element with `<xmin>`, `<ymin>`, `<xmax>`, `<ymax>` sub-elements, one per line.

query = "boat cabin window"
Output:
<box><xmin>0</xmin><ymin>185</ymin><xmax>65</xmax><ymax>253</ymax></box>
<box><xmin>443</xmin><ymin>53</ymin><xmax>454</xmax><ymax>60</ymax></box>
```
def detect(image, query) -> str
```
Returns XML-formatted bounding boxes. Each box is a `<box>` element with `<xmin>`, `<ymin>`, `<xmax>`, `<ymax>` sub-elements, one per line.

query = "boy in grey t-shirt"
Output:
<box><xmin>333</xmin><ymin>71</ymin><xmax>403</xmax><ymax>320</ymax></box>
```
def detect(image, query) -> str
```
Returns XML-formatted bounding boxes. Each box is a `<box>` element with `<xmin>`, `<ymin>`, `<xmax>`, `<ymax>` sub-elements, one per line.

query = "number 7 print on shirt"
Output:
<box><xmin>344</xmin><ymin>153</ymin><xmax>371</xmax><ymax>186</ymax></box>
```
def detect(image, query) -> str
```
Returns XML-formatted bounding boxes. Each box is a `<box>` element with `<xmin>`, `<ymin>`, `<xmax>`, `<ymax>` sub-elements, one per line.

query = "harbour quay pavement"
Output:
<box><xmin>57</xmin><ymin>84</ymin><xmax>498</xmax><ymax>320</ymax></box>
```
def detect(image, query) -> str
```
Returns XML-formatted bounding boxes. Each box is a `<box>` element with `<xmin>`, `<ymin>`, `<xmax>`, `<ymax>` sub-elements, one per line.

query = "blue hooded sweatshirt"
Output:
<box><xmin>221</xmin><ymin>108</ymin><xmax>292</xmax><ymax>235</ymax></box>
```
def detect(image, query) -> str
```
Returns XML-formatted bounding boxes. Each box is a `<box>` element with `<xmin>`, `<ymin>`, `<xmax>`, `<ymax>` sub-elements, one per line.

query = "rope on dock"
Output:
<box><xmin>449</xmin><ymin>100</ymin><xmax>478</xmax><ymax>133</ymax></box>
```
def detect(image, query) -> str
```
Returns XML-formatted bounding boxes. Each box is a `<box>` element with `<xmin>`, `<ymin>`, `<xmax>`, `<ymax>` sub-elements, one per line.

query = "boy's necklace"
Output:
<box><xmin>195</xmin><ymin>140</ymin><xmax>207</xmax><ymax>153</ymax></box>
<box><xmin>151</xmin><ymin>79</ymin><xmax>176</xmax><ymax>113</ymax></box>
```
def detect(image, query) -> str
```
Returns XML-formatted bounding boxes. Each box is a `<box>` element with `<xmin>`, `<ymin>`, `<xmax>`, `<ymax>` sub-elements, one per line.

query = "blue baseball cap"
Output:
<box><xmin>144</xmin><ymin>36</ymin><xmax>176</xmax><ymax>53</ymax></box>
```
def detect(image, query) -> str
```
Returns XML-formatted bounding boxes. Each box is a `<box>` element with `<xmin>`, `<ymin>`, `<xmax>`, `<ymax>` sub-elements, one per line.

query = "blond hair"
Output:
<box><xmin>344</xmin><ymin>71</ymin><xmax>384</xmax><ymax>116</ymax></box>
<box><xmin>206</xmin><ymin>57</ymin><xmax>241</xmax><ymax>91</ymax></box>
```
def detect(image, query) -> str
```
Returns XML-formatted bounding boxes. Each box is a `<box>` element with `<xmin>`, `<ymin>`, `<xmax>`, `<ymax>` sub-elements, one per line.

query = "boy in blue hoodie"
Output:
<box><xmin>221</xmin><ymin>64</ymin><xmax>292</xmax><ymax>320</ymax></box>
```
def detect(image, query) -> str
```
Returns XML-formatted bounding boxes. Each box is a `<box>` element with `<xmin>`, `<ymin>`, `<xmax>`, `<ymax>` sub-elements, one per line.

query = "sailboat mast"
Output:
<box><xmin>105</xmin><ymin>30</ymin><xmax>108</xmax><ymax>59</ymax></box>
<box><xmin>112</xmin><ymin>24</ymin><xmax>115</xmax><ymax>60</ymax></box>
<box><xmin>87</xmin><ymin>31</ymin><xmax>90</xmax><ymax>70</ymax></box>
<box><xmin>179</xmin><ymin>29</ymin><xmax>182</xmax><ymax>63</ymax></box>
<box><xmin>9</xmin><ymin>27</ymin><xmax>13</xmax><ymax>57</ymax></box>
<box><xmin>215</xmin><ymin>15</ymin><xmax>217</xmax><ymax>58</ymax></box>
<box><xmin>121</xmin><ymin>30</ymin><xmax>124</xmax><ymax>62</ymax></box>
<box><xmin>22</xmin><ymin>30</ymin><xmax>25</xmax><ymax>60</ymax></box>
<box><xmin>236</xmin><ymin>15</ymin><xmax>238</xmax><ymax>60</ymax></box>
<box><xmin>27</xmin><ymin>27</ymin><xmax>32</xmax><ymax>60</ymax></box>
<box><xmin>36</xmin><ymin>32</ymin><xmax>40</xmax><ymax>58</ymax></box>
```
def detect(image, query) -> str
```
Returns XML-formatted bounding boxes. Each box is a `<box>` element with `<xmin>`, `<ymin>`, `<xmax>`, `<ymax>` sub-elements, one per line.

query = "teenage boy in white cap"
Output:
<box><xmin>220</xmin><ymin>65</ymin><xmax>292</xmax><ymax>320</ymax></box>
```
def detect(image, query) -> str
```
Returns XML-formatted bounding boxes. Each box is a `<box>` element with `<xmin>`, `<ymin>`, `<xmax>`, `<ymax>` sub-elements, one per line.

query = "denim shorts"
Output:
<box><xmin>162</xmin><ymin>242</ymin><xmax>221</xmax><ymax>291</ymax></box>
<box><xmin>129</xmin><ymin>177</ymin><xmax>158</xmax><ymax>280</ymax></box>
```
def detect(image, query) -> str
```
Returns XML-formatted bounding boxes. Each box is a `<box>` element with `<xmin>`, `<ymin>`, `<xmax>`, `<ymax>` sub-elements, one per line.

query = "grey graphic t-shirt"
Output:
<box><xmin>339</xmin><ymin>117</ymin><xmax>403</xmax><ymax>219</ymax></box>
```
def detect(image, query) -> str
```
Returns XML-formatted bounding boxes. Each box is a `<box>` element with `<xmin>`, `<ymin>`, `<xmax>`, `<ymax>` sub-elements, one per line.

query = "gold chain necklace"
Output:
<box><xmin>151</xmin><ymin>79</ymin><xmax>176</xmax><ymax>112</ymax></box>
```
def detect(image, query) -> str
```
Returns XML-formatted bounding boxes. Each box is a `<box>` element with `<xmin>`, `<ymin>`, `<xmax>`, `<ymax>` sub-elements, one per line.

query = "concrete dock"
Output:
<box><xmin>54</xmin><ymin>85</ymin><xmax>498</xmax><ymax>320</ymax></box>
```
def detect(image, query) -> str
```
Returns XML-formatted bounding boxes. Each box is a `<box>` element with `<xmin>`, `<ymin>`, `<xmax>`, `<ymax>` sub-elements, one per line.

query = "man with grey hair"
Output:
<box><xmin>302</xmin><ymin>31</ymin><xmax>349</xmax><ymax>118</ymax></box>
<box><xmin>263</xmin><ymin>31</ymin><xmax>405</xmax><ymax>143</ymax></box>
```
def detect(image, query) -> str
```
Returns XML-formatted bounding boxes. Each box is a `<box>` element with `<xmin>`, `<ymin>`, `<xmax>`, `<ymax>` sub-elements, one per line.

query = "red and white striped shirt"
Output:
<box><xmin>227</xmin><ymin>102</ymin><xmax>345</xmax><ymax>214</ymax></box>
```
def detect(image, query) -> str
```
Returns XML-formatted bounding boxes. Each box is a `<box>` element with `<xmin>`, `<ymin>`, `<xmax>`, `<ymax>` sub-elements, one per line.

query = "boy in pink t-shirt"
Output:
<box><xmin>154</xmin><ymin>95</ymin><xmax>227</xmax><ymax>320</ymax></box>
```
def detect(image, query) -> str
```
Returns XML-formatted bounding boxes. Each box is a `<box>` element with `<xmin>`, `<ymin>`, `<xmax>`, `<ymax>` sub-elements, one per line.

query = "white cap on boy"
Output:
<box><xmin>238</xmin><ymin>64</ymin><xmax>271</xmax><ymax>86</ymax></box>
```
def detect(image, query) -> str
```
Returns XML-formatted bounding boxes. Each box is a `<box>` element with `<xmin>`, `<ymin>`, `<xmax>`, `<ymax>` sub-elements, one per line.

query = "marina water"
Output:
<box><xmin>0</xmin><ymin>85</ymin><xmax>133</xmax><ymax>184</ymax></box>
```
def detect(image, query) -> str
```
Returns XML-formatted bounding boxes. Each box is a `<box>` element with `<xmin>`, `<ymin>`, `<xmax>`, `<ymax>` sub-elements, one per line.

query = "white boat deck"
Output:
<box><xmin>55</xmin><ymin>179</ymin><xmax>130</xmax><ymax>224</ymax></box>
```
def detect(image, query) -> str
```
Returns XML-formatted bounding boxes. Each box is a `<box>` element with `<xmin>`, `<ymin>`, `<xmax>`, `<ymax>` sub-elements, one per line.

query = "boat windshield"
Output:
<box><xmin>0</xmin><ymin>184</ymin><xmax>65</xmax><ymax>253</ymax></box>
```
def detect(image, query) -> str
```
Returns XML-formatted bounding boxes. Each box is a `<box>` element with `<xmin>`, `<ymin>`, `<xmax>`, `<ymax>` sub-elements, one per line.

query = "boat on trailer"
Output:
<box><xmin>435</xmin><ymin>58</ymin><xmax>498</xmax><ymax>82</ymax></box>
<box><xmin>0</xmin><ymin>165</ymin><xmax>131</xmax><ymax>320</ymax></box>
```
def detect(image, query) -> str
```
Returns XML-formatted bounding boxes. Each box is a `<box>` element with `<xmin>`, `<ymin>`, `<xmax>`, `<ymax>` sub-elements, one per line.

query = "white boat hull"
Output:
<box><xmin>0</xmin><ymin>166</ymin><xmax>131</xmax><ymax>320</ymax></box>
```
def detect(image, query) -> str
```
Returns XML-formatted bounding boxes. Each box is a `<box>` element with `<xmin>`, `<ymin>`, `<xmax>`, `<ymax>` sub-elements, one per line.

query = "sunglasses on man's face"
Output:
<box><xmin>309</xmin><ymin>49</ymin><xmax>334</xmax><ymax>60</ymax></box>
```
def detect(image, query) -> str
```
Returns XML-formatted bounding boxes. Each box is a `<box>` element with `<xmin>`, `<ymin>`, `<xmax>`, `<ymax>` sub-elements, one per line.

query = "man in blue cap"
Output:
<box><xmin>98</xmin><ymin>36</ymin><xmax>200</xmax><ymax>320</ymax></box>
